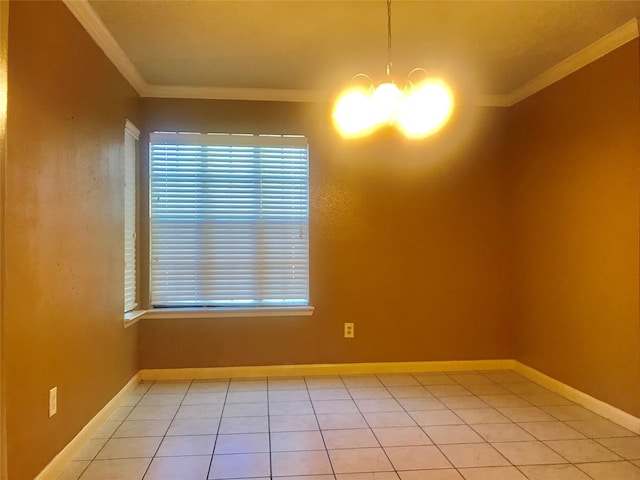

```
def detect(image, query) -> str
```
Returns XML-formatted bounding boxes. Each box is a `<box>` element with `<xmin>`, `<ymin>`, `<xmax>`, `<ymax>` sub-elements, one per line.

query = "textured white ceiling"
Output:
<box><xmin>88</xmin><ymin>0</ymin><xmax>640</xmax><ymax>97</ymax></box>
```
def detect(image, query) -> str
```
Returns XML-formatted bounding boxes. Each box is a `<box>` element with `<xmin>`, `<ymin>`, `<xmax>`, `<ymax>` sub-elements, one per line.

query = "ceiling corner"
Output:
<box><xmin>62</xmin><ymin>0</ymin><xmax>148</xmax><ymax>96</ymax></box>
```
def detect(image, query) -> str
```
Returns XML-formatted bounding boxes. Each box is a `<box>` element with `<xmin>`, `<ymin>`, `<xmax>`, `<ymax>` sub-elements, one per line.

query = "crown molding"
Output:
<box><xmin>63</xmin><ymin>2</ymin><xmax>639</xmax><ymax>107</ymax></box>
<box><xmin>62</xmin><ymin>0</ymin><xmax>147</xmax><ymax>96</ymax></box>
<box><xmin>144</xmin><ymin>84</ymin><xmax>324</xmax><ymax>103</ymax></box>
<box><xmin>505</xmin><ymin>17</ymin><xmax>640</xmax><ymax>106</ymax></box>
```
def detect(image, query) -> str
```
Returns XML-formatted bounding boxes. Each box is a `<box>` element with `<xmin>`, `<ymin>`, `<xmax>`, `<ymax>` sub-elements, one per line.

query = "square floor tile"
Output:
<box><xmin>309</xmin><ymin>388</ymin><xmax>351</xmax><ymax>401</ymax></box>
<box><xmin>268</xmin><ymin>377</ymin><xmax>307</xmax><ymax>390</ymax></box>
<box><xmin>226</xmin><ymin>391</ymin><xmax>268</xmax><ymax>403</ymax></box>
<box><xmin>168</xmin><ymin>417</ymin><xmax>221</xmax><ymax>435</ymax></box>
<box><xmin>271</xmin><ymin>431</ymin><xmax>326</xmax><ymax>452</ymax></box>
<box><xmin>377</xmin><ymin>375</ymin><xmax>420</xmax><ymax>387</ymax></box>
<box><xmin>342</xmin><ymin>376</ymin><xmax>384</xmax><ymax>388</ymax></box>
<box><xmin>577</xmin><ymin>461</ymin><xmax>640</xmax><ymax>480</ymax></box>
<box><xmin>364</xmin><ymin>412</ymin><xmax>417</xmax><ymax>428</ymax></box>
<box><xmin>458</xmin><ymin>466</ymin><xmax>528</xmax><ymax>480</ymax></box>
<box><xmin>349</xmin><ymin>388</ymin><xmax>393</xmax><ymax>400</ymax></box>
<box><xmin>373</xmin><ymin>427</ymin><xmax>432</xmax><ymax>447</ymax></box>
<box><xmin>188</xmin><ymin>381</ymin><xmax>229</xmax><ymax>394</ymax></box>
<box><xmin>597</xmin><ymin>436</ymin><xmax>640</xmax><ymax>459</ymax></box>
<box><xmin>270</xmin><ymin>414</ymin><xmax>319</xmax><ymax>432</ymax></box>
<box><xmin>427</xmin><ymin>386</ymin><xmax>473</xmax><ymax>397</ymax></box>
<box><xmin>518</xmin><ymin>464</ymin><xmax>591</xmax><ymax>480</ymax></box>
<box><xmin>349</xmin><ymin>387</ymin><xmax>393</xmax><ymax>400</ymax></box>
<box><xmin>439</xmin><ymin>443</ymin><xmax>510</xmax><ymax>468</ymax></box>
<box><xmin>138</xmin><ymin>394</ymin><xmax>184</xmax><ymax>406</ymax></box>
<box><xmin>58</xmin><ymin>460</ymin><xmax>89</xmax><ymax>480</ymax></box>
<box><xmin>128</xmin><ymin>405</ymin><xmax>179</xmax><ymax>421</ymax></box>
<box><xmin>386</xmin><ymin>386</ymin><xmax>432</xmax><ymax>398</ymax></box>
<box><xmin>176</xmin><ymin>404</ymin><xmax>224</xmax><ymax>419</ymax></box>
<box><xmin>356</xmin><ymin>399</ymin><xmax>404</xmax><ymax>413</ymax></box>
<box><xmin>398</xmin><ymin>397</ymin><xmax>446</xmax><ymax>411</ymax></box>
<box><xmin>79</xmin><ymin>458</ymin><xmax>151</xmax><ymax>480</ymax></box>
<box><xmin>96</xmin><ymin>437</ymin><xmax>161</xmax><ymax>460</ymax></box>
<box><xmin>518</xmin><ymin>392</ymin><xmax>574</xmax><ymax>406</ymax></box>
<box><xmin>108</xmin><ymin>407</ymin><xmax>133</xmax><ymax>422</ymax></box>
<box><xmin>272</xmin><ymin>450</ymin><xmax>333</xmax><ymax>476</ymax></box>
<box><xmin>323</xmin><ymin>429</ymin><xmax>379</xmax><ymax>449</ymax></box>
<box><xmin>410</xmin><ymin>410</ymin><xmax>463</xmax><ymax>426</ymax></box>
<box><xmin>317</xmin><ymin>413</ymin><xmax>368</xmax><ymax>430</ymax></box>
<box><xmin>464</xmin><ymin>384</ymin><xmax>510</xmax><ymax>396</ymax></box>
<box><xmin>269</xmin><ymin>390</ymin><xmax>310</xmax><ymax>402</ymax></box>
<box><xmin>222</xmin><ymin>402</ymin><xmax>268</xmax><ymax>418</ymax></box>
<box><xmin>313</xmin><ymin>400</ymin><xmax>359</xmax><ymax>414</ymax></box>
<box><xmin>93</xmin><ymin>422</ymin><xmax>122</xmax><ymax>439</ymax></box>
<box><xmin>491</xmin><ymin>441</ymin><xmax>566</xmax><ymax>465</ymax></box>
<box><xmin>399</xmin><ymin>471</ymin><xmax>463</xmax><ymax>480</ymax></box>
<box><xmin>518</xmin><ymin>421</ymin><xmax>585</xmax><ymax>440</ymax></box>
<box><xmin>482</xmin><ymin>372</ymin><xmax>527</xmax><ymax>384</ymax></box>
<box><xmin>113</xmin><ymin>420</ymin><xmax>171</xmax><ymax>438</ymax></box>
<box><xmin>546</xmin><ymin>439</ymin><xmax>622</xmax><ymax>462</ymax></box>
<box><xmin>269</xmin><ymin>400</ymin><xmax>314</xmax><ymax>416</ymax></box>
<box><xmin>74</xmin><ymin>438</ymin><xmax>107</xmax><ymax>461</ymax></box>
<box><xmin>217</xmin><ymin>416</ymin><xmax>268</xmax><ymax>434</ymax></box>
<box><xmin>121</xmin><ymin>395</ymin><xmax>142</xmax><ymax>407</ymax></box>
<box><xmin>144</xmin><ymin>455</ymin><xmax>211</xmax><ymax>480</ymax></box>
<box><xmin>413</xmin><ymin>374</ymin><xmax>458</xmax><ymax>386</ymax></box>
<box><xmin>478</xmin><ymin>395</ymin><xmax>530</xmax><ymax>408</ymax></box>
<box><xmin>384</xmin><ymin>445</ymin><xmax>451</xmax><ymax>470</ymax></box>
<box><xmin>423</xmin><ymin>425</ymin><xmax>484</xmax><ymax>444</ymax></box>
<box><xmin>228</xmin><ymin>380</ymin><xmax>267</xmax><ymax>392</ymax></box>
<box><xmin>566</xmin><ymin>419</ymin><xmax>636</xmax><ymax>438</ymax></box>
<box><xmin>453</xmin><ymin>408</ymin><xmax>509</xmax><ymax>424</ymax></box>
<box><xmin>132</xmin><ymin>383</ymin><xmax>153</xmax><ymax>395</ymax></box>
<box><xmin>496</xmin><ymin>407</ymin><xmax>556</xmax><ymax>423</ymax></box>
<box><xmin>502</xmin><ymin>382</ymin><xmax>549</xmax><ymax>395</ymax></box>
<box><xmin>305</xmin><ymin>376</ymin><xmax>345</xmax><ymax>389</ymax></box>
<box><xmin>448</xmin><ymin>374</ymin><xmax>493</xmax><ymax>386</ymax></box>
<box><xmin>215</xmin><ymin>433</ymin><xmax>270</xmax><ymax>454</ymax></box>
<box><xmin>209</xmin><ymin>453</ymin><xmax>270</xmax><ymax>479</ymax></box>
<box><xmin>440</xmin><ymin>397</ymin><xmax>488</xmax><ymax>410</ymax></box>
<box><xmin>541</xmin><ymin>405</ymin><xmax>600</xmax><ymax>421</ymax></box>
<box><xmin>470</xmin><ymin>423</ymin><xmax>534</xmax><ymax>443</ymax></box>
<box><xmin>148</xmin><ymin>383</ymin><xmax>191</xmax><ymax>395</ymax></box>
<box><xmin>182</xmin><ymin>393</ymin><xmax>227</xmax><ymax>405</ymax></box>
<box><xmin>329</xmin><ymin>447</ymin><xmax>394</xmax><ymax>473</ymax></box>
<box><xmin>156</xmin><ymin>435</ymin><xmax>216</xmax><ymax>457</ymax></box>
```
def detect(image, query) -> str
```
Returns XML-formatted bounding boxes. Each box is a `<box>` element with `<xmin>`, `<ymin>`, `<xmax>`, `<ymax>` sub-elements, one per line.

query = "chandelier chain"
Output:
<box><xmin>387</xmin><ymin>0</ymin><xmax>392</xmax><ymax>78</ymax></box>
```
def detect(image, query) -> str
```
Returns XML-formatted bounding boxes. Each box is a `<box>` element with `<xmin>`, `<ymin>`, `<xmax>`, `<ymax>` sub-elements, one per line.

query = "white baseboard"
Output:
<box><xmin>34</xmin><ymin>373</ymin><xmax>140</xmax><ymax>480</ymax></box>
<box><xmin>139</xmin><ymin>359</ymin><xmax>516</xmax><ymax>381</ymax></box>
<box><xmin>513</xmin><ymin>361</ymin><xmax>640</xmax><ymax>435</ymax></box>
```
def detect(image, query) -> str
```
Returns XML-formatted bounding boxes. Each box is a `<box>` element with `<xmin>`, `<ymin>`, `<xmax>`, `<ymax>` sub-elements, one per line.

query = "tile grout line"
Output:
<box><xmin>206</xmin><ymin>378</ymin><xmax>231</xmax><ymax>480</ymax></box>
<box><xmin>305</xmin><ymin>375</ymin><xmax>338</xmax><ymax>480</ymax></box>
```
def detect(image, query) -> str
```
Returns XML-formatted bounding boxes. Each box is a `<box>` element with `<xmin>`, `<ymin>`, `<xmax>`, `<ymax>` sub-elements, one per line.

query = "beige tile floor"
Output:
<box><xmin>56</xmin><ymin>370</ymin><xmax>640</xmax><ymax>480</ymax></box>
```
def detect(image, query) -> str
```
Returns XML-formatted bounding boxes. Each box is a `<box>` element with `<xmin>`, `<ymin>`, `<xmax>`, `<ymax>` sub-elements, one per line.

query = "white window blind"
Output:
<box><xmin>124</xmin><ymin>120</ymin><xmax>140</xmax><ymax>312</ymax></box>
<box><xmin>149</xmin><ymin>132</ymin><xmax>309</xmax><ymax>308</ymax></box>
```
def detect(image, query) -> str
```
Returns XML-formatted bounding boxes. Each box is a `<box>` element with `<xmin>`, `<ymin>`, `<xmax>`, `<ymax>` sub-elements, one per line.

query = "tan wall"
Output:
<box><xmin>5</xmin><ymin>2</ymin><xmax>140</xmax><ymax>478</ymax></box>
<box><xmin>138</xmin><ymin>99</ymin><xmax>515</xmax><ymax>368</ymax></box>
<box><xmin>507</xmin><ymin>40</ymin><xmax>640</xmax><ymax>417</ymax></box>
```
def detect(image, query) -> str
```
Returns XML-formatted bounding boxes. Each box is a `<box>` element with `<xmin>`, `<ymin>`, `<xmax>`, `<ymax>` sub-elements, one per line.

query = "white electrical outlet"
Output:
<box><xmin>344</xmin><ymin>322</ymin><xmax>354</xmax><ymax>338</ymax></box>
<box><xmin>49</xmin><ymin>387</ymin><xmax>57</xmax><ymax>417</ymax></box>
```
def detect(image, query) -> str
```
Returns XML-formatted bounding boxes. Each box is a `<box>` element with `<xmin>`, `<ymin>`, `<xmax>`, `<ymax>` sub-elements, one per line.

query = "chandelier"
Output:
<box><xmin>333</xmin><ymin>0</ymin><xmax>454</xmax><ymax>139</ymax></box>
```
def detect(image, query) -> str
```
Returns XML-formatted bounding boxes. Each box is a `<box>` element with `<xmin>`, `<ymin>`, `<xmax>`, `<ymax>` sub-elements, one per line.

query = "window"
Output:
<box><xmin>149</xmin><ymin>132</ymin><xmax>309</xmax><ymax>309</ymax></box>
<box><xmin>124</xmin><ymin>120</ymin><xmax>139</xmax><ymax>313</ymax></box>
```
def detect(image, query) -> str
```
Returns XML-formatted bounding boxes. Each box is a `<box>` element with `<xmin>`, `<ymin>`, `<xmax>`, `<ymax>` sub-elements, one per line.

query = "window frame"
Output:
<box><xmin>123</xmin><ymin>119</ymin><xmax>141</xmax><ymax>325</ymax></box>
<box><xmin>146</xmin><ymin>131</ymin><xmax>312</xmax><ymax>315</ymax></box>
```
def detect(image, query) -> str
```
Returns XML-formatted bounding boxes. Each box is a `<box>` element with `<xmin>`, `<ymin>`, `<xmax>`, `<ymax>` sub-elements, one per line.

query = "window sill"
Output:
<box><xmin>141</xmin><ymin>306</ymin><xmax>315</xmax><ymax>319</ymax></box>
<box><xmin>123</xmin><ymin>310</ymin><xmax>146</xmax><ymax>328</ymax></box>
